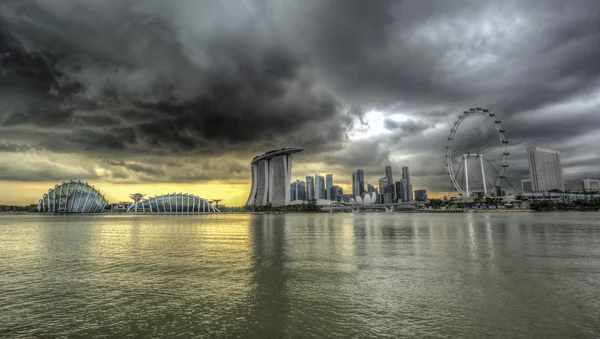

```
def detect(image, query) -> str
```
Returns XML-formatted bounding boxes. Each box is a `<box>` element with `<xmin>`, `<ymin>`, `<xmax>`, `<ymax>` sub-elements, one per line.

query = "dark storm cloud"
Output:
<box><xmin>0</xmin><ymin>0</ymin><xmax>348</xmax><ymax>158</ymax></box>
<box><xmin>1</xmin><ymin>0</ymin><xmax>599</xmax><ymax>189</ymax></box>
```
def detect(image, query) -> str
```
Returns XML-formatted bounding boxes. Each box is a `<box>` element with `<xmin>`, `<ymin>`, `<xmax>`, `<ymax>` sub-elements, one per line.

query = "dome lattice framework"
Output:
<box><xmin>126</xmin><ymin>193</ymin><xmax>220</xmax><ymax>213</ymax></box>
<box><xmin>37</xmin><ymin>180</ymin><xmax>108</xmax><ymax>213</ymax></box>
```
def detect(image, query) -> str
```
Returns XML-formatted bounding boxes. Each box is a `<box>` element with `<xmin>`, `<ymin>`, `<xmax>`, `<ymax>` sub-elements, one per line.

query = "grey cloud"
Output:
<box><xmin>383</xmin><ymin>119</ymin><xmax>431</xmax><ymax>135</ymax></box>
<box><xmin>0</xmin><ymin>0</ymin><xmax>599</xmax><ymax>191</ymax></box>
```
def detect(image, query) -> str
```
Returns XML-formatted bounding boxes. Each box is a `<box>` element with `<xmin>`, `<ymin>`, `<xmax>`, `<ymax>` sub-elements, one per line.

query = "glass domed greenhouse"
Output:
<box><xmin>126</xmin><ymin>193</ymin><xmax>220</xmax><ymax>213</ymax></box>
<box><xmin>37</xmin><ymin>180</ymin><xmax>108</xmax><ymax>213</ymax></box>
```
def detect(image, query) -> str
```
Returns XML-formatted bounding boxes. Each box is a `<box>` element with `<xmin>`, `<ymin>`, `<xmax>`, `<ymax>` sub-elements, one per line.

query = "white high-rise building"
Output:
<box><xmin>583</xmin><ymin>178</ymin><xmax>600</xmax><ymax>191</ymax></box>
<box><xmin>527</xmin><ymin>147</ymin><xmax>564</xmax><ymax>193</ymax></box>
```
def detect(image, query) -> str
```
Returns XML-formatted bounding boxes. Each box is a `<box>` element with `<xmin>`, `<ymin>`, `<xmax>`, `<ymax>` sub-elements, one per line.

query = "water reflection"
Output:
<box><xmin>1</xmin><ymin>213</ymin><xmax>600</xmax><ymax>338</ymax></box>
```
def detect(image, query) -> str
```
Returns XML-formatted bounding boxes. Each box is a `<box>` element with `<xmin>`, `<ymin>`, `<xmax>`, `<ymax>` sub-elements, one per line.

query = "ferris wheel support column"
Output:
<box><xmin>479</xmin><ymin>154</ymin><xmax>487</xmax><ymax>195</ymax></box>
<box><xmin>464</xmin><ymin>155</ymin><xmax>469</xmax><ymax>198</ymax></box>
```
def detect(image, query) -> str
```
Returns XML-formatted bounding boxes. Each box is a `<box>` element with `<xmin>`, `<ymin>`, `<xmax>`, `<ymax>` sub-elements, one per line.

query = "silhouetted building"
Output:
<box><xmin>414</xmin><ymin>189</ymin><xmax>428</xmax><ymax>201</ymax></box>
<box><xmin>395</xmin><ymin>181</ymin><xmax>402</xmax><ymax>202</ymax></box>
<box><xmin>298</xmin><ymin>181</ymin><xmax>307</xmax><ymax>201</ymax></box>
<box><xmin>385</xmin><ymin>165</ymin><xmax>394</xmax><ymax>199</ymax></box>
<box><xmin>326</xmin><ymin>174</ymin><xmax>333</xmax><ymax>200</ymax></box>
<box><xmin>290</xmin><ymin>182</ymin><xmax>298</xmax><ymax>201</ymax></box>
<box><xmin>357</xmin><ymin>169</ymin><xmax>365</xmax><ymax>197</ymax></box>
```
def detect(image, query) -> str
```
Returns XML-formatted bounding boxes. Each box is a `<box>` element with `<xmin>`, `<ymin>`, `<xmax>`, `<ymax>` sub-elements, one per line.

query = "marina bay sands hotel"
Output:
<box><xmin>246</xmin><ymin>148</ymin><xmax>303</xmax><ymax>207</ymax></box>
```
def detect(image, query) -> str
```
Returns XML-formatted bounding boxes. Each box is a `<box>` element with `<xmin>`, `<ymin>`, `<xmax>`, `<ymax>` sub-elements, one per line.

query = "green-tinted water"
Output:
<box><xmin>1</xmin><ymin>213</ymin><xmax>599</xmax><ymax>338</ymax></box>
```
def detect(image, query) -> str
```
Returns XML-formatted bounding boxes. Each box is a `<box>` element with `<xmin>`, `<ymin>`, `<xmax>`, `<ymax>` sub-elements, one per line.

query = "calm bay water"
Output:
<box><xmin>1</xmin><ymin>212</ymin><xmax>600</xmax><ymax>338</ymax></box>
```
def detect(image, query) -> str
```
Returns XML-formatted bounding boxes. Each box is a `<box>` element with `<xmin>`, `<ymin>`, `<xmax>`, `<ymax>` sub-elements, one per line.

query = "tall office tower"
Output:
<box><xmin>352</xmin><ymin>172</ymin><xmax>357</xmax><ymax>197</ymax></box>
<box><xmin>298</xmin><ymin>181</ymin><xmax>307</xmax><ymax>201</ymax></box>
<box><xmin>402</xmin><ymin>166</ymin><xmax>410</xmax><ymax>181</ymax></box>
<box><xmin>326</xmin><ymin>174</ymin><xmax>333</xmax><ymax>200</ymax></box>
<box><xmin>385</xmin><ymin>165</ymin><xmax>395</xmax><ymax>200</ymax></box>
<box><xmin>402</xmin><ymin>167</ymin><xmax>411</xmax><ymax>201</ymax></box>
<box><xmin>527</xmin><ymin>147</ymin><xmax>564</xmax><ymax>193</ymax></box>
<box><xmin>395</xmin><ymin>181</ymin><xmax>402</xmax><ymax>202</ymax></box>
<box><xmin>357</xmin><ymin>169</ymin><xmax>365</xmax><ymax>197</ymax></box>
<box><xmin>398</xmin><ymin>179</ymin><xmax>412</xmax><ymax>202</ymax></box>
<box><xmin>521</xmin><ymin>179</ymin><xmax>533</xmax><ymax>193</ymax></box>
<box><xmin>378</xmin><ymin>177</ymin><xmax>389</xmax><ymax>195</ymax></box>
<box><xmin>385</xmin><ymin>165</ymin><xmax>394</xmax><ymax>184</ymax></box>
<box><xmin>290</xmin><ymin>182</ymin><xmax>297</xmax><ymax>201</ymax></box>
<box><xmin>383</xmin><ymin>185</ymin><xmax>394</xmax><ymax>203</ymax></box>
<box><xmin>367</xmin><ymin>184</ymin><xmax>375</xmax><ymax>193</ymax></box>
<box><xmin>315</xmin><ymin>174</ymin><xmax>325</xmax><ymax>200</ymax></box>
<box><xmin>306</xmin><ymin>176</ymin><xmax>315</xmax><ymax>200</ymax></box>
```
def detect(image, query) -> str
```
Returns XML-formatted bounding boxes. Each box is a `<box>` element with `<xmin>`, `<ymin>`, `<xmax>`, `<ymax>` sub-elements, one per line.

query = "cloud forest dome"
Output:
<box><xmin>37</xmin><ymin>180</ymin><xmax>108</xmax><ymax>212</ymax></box>
<box><xmin>126</xmin><ymin>193</ymin><xmax>220</xmax><ymax>213</ymax></box>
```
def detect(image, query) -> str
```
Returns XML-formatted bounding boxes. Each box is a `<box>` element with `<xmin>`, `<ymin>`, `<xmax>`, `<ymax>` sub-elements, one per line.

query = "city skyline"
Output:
<box><xmin>1</xmin><ymin>1</ymin><xmax>600</xmax><ymax>205</ymax></box>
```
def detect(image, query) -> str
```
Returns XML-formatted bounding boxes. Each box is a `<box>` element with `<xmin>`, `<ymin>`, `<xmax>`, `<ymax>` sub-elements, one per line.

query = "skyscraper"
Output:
<box><xmin>394</xmin><ymin>181</ymin><xmax>402</xmax><ymax>203</ymax></box>
<box><xmin>383</xmin><ymin>184</ymin><xmax>394</xmax><ymax>203</ymax></box>
<box><xmin>290</xmin><ymin>182</ymin><xmax>297</xmax><ymax>201</ymax></box>
<box><xmin>385</xmin><ymin>165</ymin><xmax>393</xmax><ymax>184</ymax></box>
<box><xmin>298</xmin><ymin>181</ymin><xmax>307</xmax><ymax>200</ymax></box>
<box><xmin>352</xmin><ymin>172</ymin><xmax>358</xmax><ymax>198</ymax></box>
<box><xmin>527</xmin><ymin>147</ymin><xmax>564</xmax><ymax>193</ymax></box>
<box><xmin>357</xmin><ymin>169</ymin><xmax>365</xmax><ymax>197</ymax></box>
<box><xmin>385</xmin><ymin>165</ymin><xmax>395</xmax><ymax>200</ymax></box>
<box><xmin>399</xmin><ymin>179</ymin><xmax>410</xmax><ymax>202</ymax></box>
<box><xmin>306</xmin><ymin>176</ymin><xmax>314</xmax><ymax>200</ymax></box>
<box><xmin>326</xmin><ymin>174</ymin><xmax>333</xmax><ymax>200</ymax></box>
<box><xmin>378</xmin><ymin>177</ymin><xmax>388</xmax><ymax>195</ymax></box>
<box><xmin>367</xmin><ymin>184</ymin><xmax>375</xmax><ymax>193</ymax></box>
<box><xmin>315</xmin><ymin>174</ymin><xmax>325</xmax><ymax>199</ymax></box>
<box><xmin>402</xmin><ymin>166</ymin><xmax>411</xmax><ymax>201</ymax></box>
<box><xmin>402</xmin><ymin>167</ymin><xmax>410</xmax><ymax>182</ymax></box>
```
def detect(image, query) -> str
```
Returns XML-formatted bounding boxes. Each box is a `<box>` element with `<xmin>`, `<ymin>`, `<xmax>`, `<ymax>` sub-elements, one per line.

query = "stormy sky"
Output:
<box><xmin>1</xmin><ymin>0</ymin><xmax>600</xmax><ymax>204</ymax></box>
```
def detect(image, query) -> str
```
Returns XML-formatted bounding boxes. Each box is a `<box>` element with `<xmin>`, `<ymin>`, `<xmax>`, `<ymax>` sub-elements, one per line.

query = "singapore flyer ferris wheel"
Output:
<box><xmin>445</xmin><ymin>107</ymin><xmax>509</xmax><ymax>198</ymax></box>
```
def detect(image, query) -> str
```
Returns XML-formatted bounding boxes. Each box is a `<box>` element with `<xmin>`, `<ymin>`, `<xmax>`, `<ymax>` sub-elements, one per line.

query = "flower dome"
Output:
<box><xmin>37</xmin><ymin>180</ymin><xmax>108</xmax><ymax>213</ymax></box>
<box><xmin>126</xmin><ymin>193</ymin><xmax>220</xmax><ymax>213</ymax></box>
